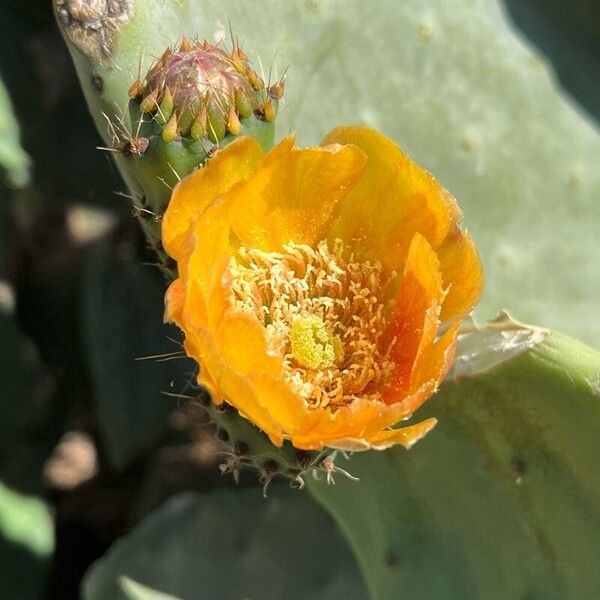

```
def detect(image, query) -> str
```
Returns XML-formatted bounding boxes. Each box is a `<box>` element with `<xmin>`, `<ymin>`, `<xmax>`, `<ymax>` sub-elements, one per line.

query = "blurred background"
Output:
<box><xmin>0</xmin><ymin>0</ymin><xmax>598</xmax><ymax>598</ymax></box>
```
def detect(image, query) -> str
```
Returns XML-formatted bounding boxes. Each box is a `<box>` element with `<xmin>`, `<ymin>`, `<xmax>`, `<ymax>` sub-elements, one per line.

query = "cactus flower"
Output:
<box><xmin>163</xmin><ymin>126</ymin><xmax>483</xmax><ymax>451</ymax></box>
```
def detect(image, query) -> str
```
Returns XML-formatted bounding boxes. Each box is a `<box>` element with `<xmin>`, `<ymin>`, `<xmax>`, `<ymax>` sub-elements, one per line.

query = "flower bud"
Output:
<box><xmin>132</xmin><ymin>38</ymin><xmax>279</xmax><ymax>148</ymax></box>
<box><xmin>119</xmin><ymin>37</ymin><xmax>282</xmax><ymax>216</ymax></box>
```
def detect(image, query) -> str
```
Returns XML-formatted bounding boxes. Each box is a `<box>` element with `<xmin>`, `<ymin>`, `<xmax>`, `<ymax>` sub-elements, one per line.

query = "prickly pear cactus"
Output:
<box><xmin>52</xmin><ymin>1</ymin><xmax>600</xmax><ymax>599</ymax></box>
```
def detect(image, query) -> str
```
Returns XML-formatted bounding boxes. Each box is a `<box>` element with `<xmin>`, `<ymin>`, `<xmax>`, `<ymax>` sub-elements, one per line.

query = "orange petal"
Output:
<box><xmin>322</xmin><ymin>125</ymin><xmax>453</xmax><ymax>275</ymax></box>
<box><xmin>228</xmin><ymin>135</ymin><xmax>367</xmax><ymax>251</ymax></box>
<box><xmin>438</xmin><ymin>226</ymin><xmax>484</xmax><ymax>322</ymax></box>
<box><xmin>182</xmin><ymin>196</ymin><xmax>236</xmax><ymax>331</ymax></box>
<box><xmin>247</xmin><ymin>373</ymin><xmax>310</xmax><ymax>435</ymax></box>
<box><xmin>162</xmin><ymin>136</ymin><xmax>264</xmax><ymax>262</ymax></box>
<box><xmin>290</xmin><ymin>399</ymin><xmax>386</xmax><ymax>450</ymax></box>
<box><xmin>183</xmin><ymin>308</ymin><xmax>310</xmax><ymax>441</ymax></box>
<box><xmin>380</xmin><ymin>233</ymin><xmax>444</xmax><ymax>400</ymax></box>
<box><xmin>218</xmin><ymin>367</ymin><xmax>285</xmax><ymax>447</ymax></box>
<box><xmin>362</xmin><ymin>380</ymin><xmax>437</xmax><ymax>436</ymax></box>
<box><xmin>410</xmin><ymin>321</ymin><xmax>459</xmax><ymax>396</ymax></box>
<box><xmin>188</xmin><ymin>326</ymin><xmax>285</xmax><ymax>445</ymax></box>
<box><xmin>362</xmin><ymin>417</ymin><xmax>438</xmax><ymax>450</ymax></box>
<box><xmin>216</xmin><ymin>311</ymin><xmax>282</xmax><ymax>378</ymax></box>
<box><xmin>181</xmin><ymin>328</ymin><xmax>225</xmax><ymax>403</ymax></box>
<box><xmin>164</xmin><ymin>278</ymin><xmax>184</xmax><ymax>325</ymax></box>
<box><xmin>290</xmin><ymin>388</ymin><xmax>432</xmax><ymax>450</ymax></box>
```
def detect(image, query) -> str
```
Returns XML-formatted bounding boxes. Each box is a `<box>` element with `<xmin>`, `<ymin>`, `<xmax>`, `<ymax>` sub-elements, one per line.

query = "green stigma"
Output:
<box><xmin>290</xmin><ymin>316</ymin><xmax>344</xmax><ymax>370</ymax></box>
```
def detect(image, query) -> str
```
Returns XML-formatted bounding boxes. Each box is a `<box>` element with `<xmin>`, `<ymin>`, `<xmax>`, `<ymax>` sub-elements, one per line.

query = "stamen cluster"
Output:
<box><xmin>230</xmin><ymin>240</ymin><xmax>397</xmax><ymax>409</ymax></box>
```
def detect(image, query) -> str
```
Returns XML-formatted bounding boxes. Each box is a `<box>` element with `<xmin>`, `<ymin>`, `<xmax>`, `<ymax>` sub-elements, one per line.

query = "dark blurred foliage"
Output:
<box><xmin>0</xmin><ymin>1</ymin><xmax>229</xmax><ymax>597</ymax></box>
<box><xmin>0</xmin><ymin>0</ymin><xmax>597</xmax><ymax>598</ymax></box>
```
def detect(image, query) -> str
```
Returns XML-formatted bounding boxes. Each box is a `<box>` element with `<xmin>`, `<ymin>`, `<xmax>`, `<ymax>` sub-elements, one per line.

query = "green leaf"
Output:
<box><xmin>0</xmin><ymin>72</ymin><xmax>29</xmax><ymax>187</ymax></box>
<box><xmin>83</xmin><ymin>486</ymin><xmax>368</xmax><ymax>600</ymax></box>
<box><xmin>0</xmin><ymin>482</ymin><xmax>54</xmax><ymax>599</ymax></box>
<box><xmin>307</xmin><ymin>325</ymin><xmax>600</xmax><ymax>599</ymax></box>
<box><xmin>83</xmin><ymin>240</ymin><xmax>186</xmax><ymax>468</ymax></box>
<box><xmin>56</xmin><ymin>0</ymin><xmax>600</xmax><ymax>346</ymax></box>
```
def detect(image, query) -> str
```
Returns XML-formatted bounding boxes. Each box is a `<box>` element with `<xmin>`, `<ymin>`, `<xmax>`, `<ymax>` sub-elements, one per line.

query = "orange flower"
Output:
<box><xmin>163</xmin><ymin>126</ymin><xmax>483</xmax><ymax>451</ymax></box>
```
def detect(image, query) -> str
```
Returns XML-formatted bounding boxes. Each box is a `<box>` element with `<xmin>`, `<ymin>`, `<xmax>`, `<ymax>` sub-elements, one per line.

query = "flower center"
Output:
<box><xmin>290</xmin><ymin>316</ymin><xmax>344</xmax><ymax>370</ymax></box>
<box><xmin>229</xmin><ymin>240</ymin><xmax>396</xmax><ymax>410</ymax></box>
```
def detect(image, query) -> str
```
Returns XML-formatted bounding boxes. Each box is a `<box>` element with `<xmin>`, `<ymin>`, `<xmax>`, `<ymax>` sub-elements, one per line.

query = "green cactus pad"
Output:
<box><xmin>82</xmin><ymin>486</ymin><xmax>367</xmax><ymax>600</ymax></box>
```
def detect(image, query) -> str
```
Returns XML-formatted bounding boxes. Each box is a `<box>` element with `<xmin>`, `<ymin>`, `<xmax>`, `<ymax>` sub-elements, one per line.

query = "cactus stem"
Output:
<box><xmin>131</xmin><ymin>205</ymin><xmax>155</xmax><ymax>221</ymax></box>
<box><xmin>296</xmin><ymin>450</ymin><xmax>313</xmax><ymax>470</ymax></box>
<box><xmin>120</xmin><ymin>136</ymin><xmax>149</xmax><ymax>157</ymax></box>
<box><xmin>234</xmin><ymin>441</ymin><xmax>249</xmax><ymax>456</ymax></box>
<box><xmin>218</xmin><ymin>453</ymin><xmax>242</xmax><ymax>484</ymax></box>
<box><xmin>259</xmin><ymin>469</ymin><xmax>276</xmax><ymax>497</ymax></box>
<box><xmin>217</xmin><ymin>428</ymin><xmax>230</xmax><ymax>442</ymax></box>
<box><xmin>320</xmin><ymin>453</ymin><xmax>360</xmax><ymax>485</ymax></box>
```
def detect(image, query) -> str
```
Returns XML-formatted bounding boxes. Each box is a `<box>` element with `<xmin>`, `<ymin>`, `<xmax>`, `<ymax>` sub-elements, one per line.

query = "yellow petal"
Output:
<box><xmin>219</xmin><ymin>367</ymin><xmax>285</xmax><ymax>447</ymax></box>
<box><xmin>162</xmin><ymin>136</ymin><xmax>264</xmax><ymax>262</ymax></box>
<box><xmin>437</xmin><ymin>225</ymin><xmax>484</xmax><ymax>322</ymax></box>
<box><xmin>322</xmin><ymin>125</ymin><xmax>453</xmax><ymax>274</ymax></box>
<box><xmin>188</xmin><ymin>326</ymin><xmax>285</xmax><ymax>445</ymax></box>
<box><xmin>362</xmin><ymin>417</ymin><xmax>438</xmax><ymax>450</ymax></box>
<box><xmin>216</xmin><ymin>311</ymin><xmax>315</xmax><ymax>434</ymax></box>
<box><xmin>216</xmin><ymin>311</ymin><xmax>282</xmax><ymax>378</ymax></box>
<box><xmin>182</xmin><ymin>196</ymin><xmax>236</xmax><ymax>331</ymax></box>
<box><xmin>164</xmin><ymin>278</ymin><xmax>184</xmax><ymax>325</ymax></box>
<box><xmin>410</xmin><ymin>321</ymin><xmax>459</xmax><ymax>396</ymax></box>
<box><xmin>227</xmin><ymin>136</ymin><xmax>367</xmax><ymax>251</ymax></box>
<box><xmin>248</xmin><ymin>373</ymin><xmax>310</xmax><ymax>435</ymax></box>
